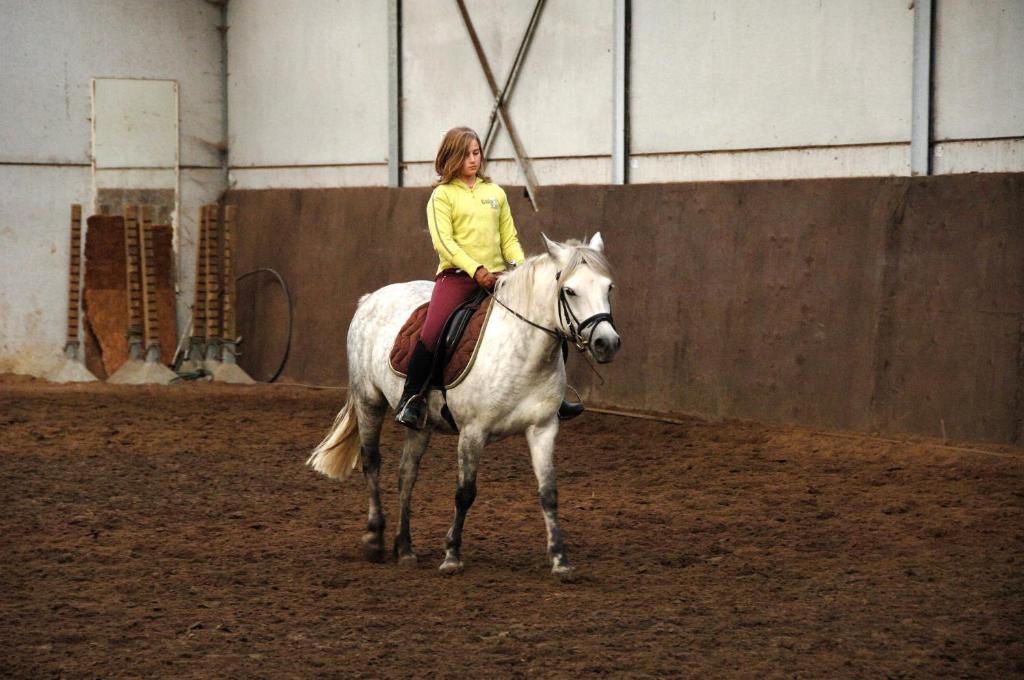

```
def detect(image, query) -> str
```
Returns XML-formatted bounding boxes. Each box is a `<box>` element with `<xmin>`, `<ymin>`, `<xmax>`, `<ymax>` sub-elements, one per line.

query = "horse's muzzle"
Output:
<box><xmin>590</xmin><ymin>326</ymin><xmax>621</xmax><ymax>364</ymax></box>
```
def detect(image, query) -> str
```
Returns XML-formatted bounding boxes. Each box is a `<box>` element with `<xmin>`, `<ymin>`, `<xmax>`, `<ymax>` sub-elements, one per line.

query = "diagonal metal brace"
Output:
<box><xmin>481</xmin><ymin>0</ymin><xmax>546</xmax><ymax>159</ymax></box>
<box><xmin>455</xmin><ymin>0</ymin><xmax>540</xmax><ymax>211</ymax></box>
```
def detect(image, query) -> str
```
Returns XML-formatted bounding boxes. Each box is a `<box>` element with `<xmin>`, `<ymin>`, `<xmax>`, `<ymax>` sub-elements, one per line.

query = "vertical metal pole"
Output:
<box><xmin>612</xmin><ymin>0</ymin><xmax>630</xmax><ymax>184</ymax></box>
<box><xmin>911</xmin><ymin>0</ymin><xmax>933</xmax><ymax>176</ymax></box>
<box><xmin>388</xmin><ymin>0</ymin><xmax>402</xmax><ymax>186</ymax></box>
<box><xmin>220</xmin><ymin>3</ymin><xmax>230</xmax><ymax>188</ymax></box>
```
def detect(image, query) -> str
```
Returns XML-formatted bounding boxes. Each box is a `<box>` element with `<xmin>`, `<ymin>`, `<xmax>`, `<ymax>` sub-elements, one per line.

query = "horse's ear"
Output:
<box><xmin>589</xmin><ymin>232</ymin><xmax>605</xmax><ymax>252</ymax></box>
<box><xmin>542</xmin><ymin>233</ymin><xmax>570</xmax><ymax>263</ymax></box>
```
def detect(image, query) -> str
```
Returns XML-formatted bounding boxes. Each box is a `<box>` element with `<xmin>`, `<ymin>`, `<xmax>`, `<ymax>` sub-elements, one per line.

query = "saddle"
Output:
<box><xmin>389</xmin><ymin>289</ymin><xmax>493</xmax><ymax>389</ymax></box>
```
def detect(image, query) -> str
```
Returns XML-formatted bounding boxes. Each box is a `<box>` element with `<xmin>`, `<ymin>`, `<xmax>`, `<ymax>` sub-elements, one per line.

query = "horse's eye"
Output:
<box><xmin>609</xmin><ymin>283</ymin><xmax>615</xmax><ymax>291</ymax></box>
<box><xmin>564</xmin><ymin>288</ymin><xmax>576</xmax><ymax>297</ymax></box>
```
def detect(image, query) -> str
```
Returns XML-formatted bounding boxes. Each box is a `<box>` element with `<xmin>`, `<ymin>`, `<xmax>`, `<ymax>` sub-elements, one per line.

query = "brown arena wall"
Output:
<box><xmin>228</xmin><ymin>173</ymin><xmax>1024</xmax><ymax>444</ymax></box>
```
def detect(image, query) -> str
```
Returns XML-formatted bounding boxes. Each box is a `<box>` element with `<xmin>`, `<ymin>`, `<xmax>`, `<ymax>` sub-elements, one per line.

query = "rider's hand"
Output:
<box><xmin>474</xmin><ymin>266</ymin><xmax>497</xmax><ymax>290</ymax></box>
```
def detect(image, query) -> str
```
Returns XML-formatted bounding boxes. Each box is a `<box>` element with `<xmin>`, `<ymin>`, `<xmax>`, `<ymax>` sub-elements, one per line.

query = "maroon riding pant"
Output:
<box><xmin>419</xmin><ymin>268</ymin><xmax>481</xmax><ymax>351</ymax></box>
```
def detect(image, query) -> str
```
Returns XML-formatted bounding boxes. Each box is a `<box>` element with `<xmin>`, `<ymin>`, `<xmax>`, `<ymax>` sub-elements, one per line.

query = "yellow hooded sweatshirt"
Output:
<box><xmin>426</xmin><ymin>178</ymin><xmax>526</xmax><ymax>276</ymax></box>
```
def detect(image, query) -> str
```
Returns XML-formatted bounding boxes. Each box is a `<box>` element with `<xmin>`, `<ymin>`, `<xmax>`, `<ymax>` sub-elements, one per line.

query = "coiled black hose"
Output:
<box><xmin>235</xmin><ymin>268</ymin><xmax>292</xmax><ymax>383</ymax></box>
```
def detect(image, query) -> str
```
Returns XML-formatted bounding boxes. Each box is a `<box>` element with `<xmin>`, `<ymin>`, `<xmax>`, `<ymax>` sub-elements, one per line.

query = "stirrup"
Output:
<box><xmin>396</xmin><ymin>395</ymin><xmax>427</xmax><ymax>430</ymax></box>
<box><xmin>557</xmin><ymin>384</ymin><xmax>584</xmax><ymax>422</ymax></box>
<box><xmin>557</xmin><ymin>399</ymin><xmax>585</xmax><ymax>421</ymax></box>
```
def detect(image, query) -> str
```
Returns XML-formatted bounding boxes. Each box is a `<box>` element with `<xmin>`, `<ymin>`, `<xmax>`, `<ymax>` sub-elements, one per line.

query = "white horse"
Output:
<box><xmin>307</xmin><ymin>233</ymin><xmax>620</xmax><ymax>574</ymax></box>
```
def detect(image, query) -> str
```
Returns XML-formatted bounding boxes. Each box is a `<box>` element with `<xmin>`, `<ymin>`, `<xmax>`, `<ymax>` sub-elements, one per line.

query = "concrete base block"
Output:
<box><xmin>209</xmin><ymin>361</ymin><xmax>257</xmax><ymax>384</ymax></box>
<box><xmin>179</xmin><ymin>338</ymin><xmax>206</xmax><ymax>373</ymax></box>
<box><xmin>177</xmin><ymin>356</ymin><xmax>206</xmax><ymax>373</ymax></box>
<box><xmin>176</xmin><ymin>354</ymin><xmax>211</xmax><ymax>380</ymax></box>
<box><xmin>209</xmin><ymin>342</ymin><xmax>255</xmax><ymax>383</ymax></box>
<box><xmin>107</xmin><ymin>359</ymin><xmax>177</xmax><ymax>385</ymax></box>
<box><xmin>43</xmin><ymin>359</ymin><xmax>98</xmax><ymax>383</ymax></box>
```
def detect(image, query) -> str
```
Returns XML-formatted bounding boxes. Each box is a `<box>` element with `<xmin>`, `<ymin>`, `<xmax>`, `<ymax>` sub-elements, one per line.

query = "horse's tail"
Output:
<box><xmin>306</xmin><ymin>393</ymin><xmax>361</xmax><ymax>481</ymax></box>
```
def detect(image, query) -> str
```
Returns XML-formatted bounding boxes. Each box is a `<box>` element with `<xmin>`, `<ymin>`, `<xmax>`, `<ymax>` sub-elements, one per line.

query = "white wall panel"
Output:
<box><xmin>229</xmin><ymin>165</ymin><xmax>388</xmax><ymax>190</ymax></box>
<box><xmin>932</xmin><ymin>139</ymin><xmax>1024</xmax><ymax>175</ymax></box>
<box><xmin>402</xmin><ymin>156</ymin><xmax>612</xmax><ymax>188</ymax></box>
<box><xmin>497</xmin><ymin>0</ymin><xmax>614</xmax><ymax>161</ymax></box>
<box><xmin>402</xmin><ymin>0</ymin><xmax>613</xmax><ymax>175</ymax></box>
<box><xmin>0</xmin><ymin>1</ymin><xmax>225</xmax><ymax>377</ymax></box>
<box><xmin>223</xmin><ymin>0</ymin><xmax>1020</xmax><ymax>186</ymax></box>
<box><xmin>0</xmin><ymin>166</ymin><xmax>92</xmax><ymax>376</ymax></box>
<box><xmin>227</xmin><ymin>0</ymin><xmax>388</xmax><ymax>167</ymax></box>
<box><xmin>401</xmin><ymin>0</ymin><xmax>525</xmax><ymax>165</ymax></box>
<box><xmin>93</xmin><ymin>169</ymin><xmax>178</xmax><ymax>190</ymax></box>
<box><xmin>632</xmin><ymin>0</ymin><xmax>913</xmax><ymax>155</ymax></box>
<box><xmin>933</xmin><ymin>1</ymin><xmax>1024</xmax><ymax>142</ymax></box>
<box><xmin>0</xmin><ymin>0</ymin><xmax>223</xmax><ymax>168</ymax></box>
<box><xmin>630</xmin><ymin>144</ymin><xmax>910</xmax><ymax>183</ymax></box>
<box><xmin>93</xmin><ymin>79</ymin><xmax>179</xmax><ymax>169</ymax></box>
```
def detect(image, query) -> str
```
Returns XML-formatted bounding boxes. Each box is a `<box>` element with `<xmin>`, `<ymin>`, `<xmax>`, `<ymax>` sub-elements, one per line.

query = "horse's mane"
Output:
<box><xmin>495</xmin><ymin>239</ymin><xmax>612</xmax><ymax>314</ymax></box>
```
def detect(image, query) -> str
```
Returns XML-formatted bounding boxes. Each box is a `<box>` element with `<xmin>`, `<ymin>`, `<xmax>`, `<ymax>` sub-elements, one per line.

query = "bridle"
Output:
<box><xmin>485</xmin><ymin>269</ymin><xmax>617</xmax><ymax>355</ymax></box>
<box><xmin>557</xmin><ymin>283</ymin><xmax>616</xmax><ymax>352</ymax></box>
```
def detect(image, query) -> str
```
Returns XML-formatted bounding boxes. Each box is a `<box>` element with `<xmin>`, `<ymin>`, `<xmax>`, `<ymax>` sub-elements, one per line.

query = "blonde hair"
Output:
<box><xmin>434</xmin><ymin>126</ymin><xmax>489</xmax><ymax>186</ymax></box>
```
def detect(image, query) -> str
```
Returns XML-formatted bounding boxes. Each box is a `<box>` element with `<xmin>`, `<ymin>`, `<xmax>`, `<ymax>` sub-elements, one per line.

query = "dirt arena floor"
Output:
<box><xmin>1</xmin><ymin>377</ymin><xmax>1022</xmax><ymax>679</ymax></box>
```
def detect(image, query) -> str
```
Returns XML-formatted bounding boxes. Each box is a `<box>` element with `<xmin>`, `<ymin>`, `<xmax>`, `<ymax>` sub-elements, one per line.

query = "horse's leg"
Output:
<box><xmin>439</xmin><ymin>431</ymin><xmax>483</xmax><ymax>574</ymax></box>
<box><xmin>393</xmin><ymin>426</ymin><xmax>432</xmax><ymax>566</ymax></box>
<box><xmin>356</xmin><ymin>397</ymin><xmax>387</xmax><ymax>561</ymax></box>
<box><xmin>526</xmin><ymin>419</ymin><xmax>572</xmax><ymax>574</ymax></box>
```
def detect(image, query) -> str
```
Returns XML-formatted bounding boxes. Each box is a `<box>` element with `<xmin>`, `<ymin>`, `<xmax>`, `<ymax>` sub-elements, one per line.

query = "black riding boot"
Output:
<box><xmin>557</xmin><ymin>340</ymin><xmax>584</xmax><ymax>421</ymax></box>
<box><xmin>396</xmin><ymin>340</ymin><xmax>434</xmax><ymax>430</ymax></box>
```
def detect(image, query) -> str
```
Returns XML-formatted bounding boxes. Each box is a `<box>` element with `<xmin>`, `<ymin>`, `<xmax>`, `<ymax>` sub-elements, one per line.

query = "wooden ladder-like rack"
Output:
<box><xmin>203</xmin><ymin>204</ymin><xmax>221</xmax><ymax>354</ymax></box>
<box><xmin>122</xmin><ymin>205</ymin><xmax>145</xmax><ymax>359</ymax></box>
<box><xmin>137</xmin><ymin>206</ymin><xmax>161</xmax><ymax>360</ymax></box>
<box><xmin>65</xmin><ymin>205</ymin><xmax>83</xmax><ymax>359</ymax></box>
<box><xmin>221</xmin><ymin>206</ymin><xmax>238</xmax><ymax>347</ymax></box>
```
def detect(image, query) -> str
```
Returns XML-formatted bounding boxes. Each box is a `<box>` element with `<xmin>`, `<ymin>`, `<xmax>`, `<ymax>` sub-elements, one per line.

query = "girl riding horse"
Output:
<box><xmin>395</xmin><ymin>126</ymin><xmax>583</xmax><ymax>428</ymax></box>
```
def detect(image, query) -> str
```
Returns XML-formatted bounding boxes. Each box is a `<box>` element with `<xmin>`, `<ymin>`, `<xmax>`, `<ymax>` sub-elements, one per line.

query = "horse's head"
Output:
<box><xmin>543</xmin><ymin>233</ymin><xmax>621</xmax><ymax>364</ymax></box>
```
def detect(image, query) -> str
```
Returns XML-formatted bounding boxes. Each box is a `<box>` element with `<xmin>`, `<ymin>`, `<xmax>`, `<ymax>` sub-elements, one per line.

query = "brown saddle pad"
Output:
<box><xmin>389</xmin><ymin>297</ymin><xmax>493</xmax><ymax>388</ymax></box>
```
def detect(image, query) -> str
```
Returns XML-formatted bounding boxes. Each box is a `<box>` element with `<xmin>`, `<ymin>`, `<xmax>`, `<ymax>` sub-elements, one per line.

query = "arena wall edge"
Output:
<box><xmin>228</xmin><ymin>172</ymin><xmax>1024</xmax><ymax>445</ymax></box>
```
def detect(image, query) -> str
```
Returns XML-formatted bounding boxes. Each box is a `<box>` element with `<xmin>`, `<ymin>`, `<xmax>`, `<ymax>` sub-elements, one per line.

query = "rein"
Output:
<box><xmin>484</xmin><ymin>287</ymin><xmax>563</xmax><ymax>341</ymax></box>
<box><xmin>484</xmin><ymin>268</ymin><xmax>617</xmax><ymax>376</ymax></box>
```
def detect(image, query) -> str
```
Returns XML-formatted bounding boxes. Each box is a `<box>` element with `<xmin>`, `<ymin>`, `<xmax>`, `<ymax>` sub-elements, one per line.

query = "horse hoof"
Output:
<box><xmin>438</xmin><ymin>558</ymin><xmax>463</xmax><ymax>575</ymax></box>
<box><xmin>553</xmin><ymin>567</ymin><xmax>578</xmax><ymax>583</ymax></box>
<box><xmin>398</xmin><ymin>552</ymin><xmax>418</xmax><ymax>567</ymax></box>
<box><xmin>551</xmin><ymin>559</ymin><xmax>575</xmax><ymax>578</ymax></box>
<box><xmin>361</xmin><ymin>533</ymin><xmax>385</xmax><ymax>561</ymax></box>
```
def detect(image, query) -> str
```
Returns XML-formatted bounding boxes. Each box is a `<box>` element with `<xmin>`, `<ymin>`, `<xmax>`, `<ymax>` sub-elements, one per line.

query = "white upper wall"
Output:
<box><xmin>934</xmin><ymin>0</ymin><xmax>1024</xmax><ymax>141</ymax></box>
<box><xmin>632</xmin><ymin>0</ymin><xmax>912</xmax><ymax>153</ymax></box>
<box><xmin>0</xmin><ymin>0</ymin><xmax>224</xmax><ymax>378</ymax></box>
<box><xmin>403</xmin><ymin>0</ymin><xmax>614</xmax><ymax>163</ymax></box>
<box><xmin>226</xmin><ymin>0</ymin><xmax>1022</xmax><ymax>188</ymax></box>
<box><xmin>0</xmin><ymin>0</ymin><xmax>223</xmax><ymax>168</ymax></box>
<box><xmin>226</xmin><ymin>0</ymin><xmax>389</xmax><ymax>169</ymax></box>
